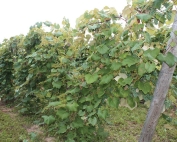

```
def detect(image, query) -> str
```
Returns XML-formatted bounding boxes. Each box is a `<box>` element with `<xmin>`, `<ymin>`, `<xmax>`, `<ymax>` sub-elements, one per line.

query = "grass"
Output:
<box><xmin>0</xmin><ymin>109</ymin><xmax>30</xmax><ymax>142</ymax></box>
<box><xmin>0</xmin><ymin>103</ymin><xmax>177</xmax><ymax>142</ymax></box>
<box><xmin>0</xmin><ymin>103</ymin><xmax>49</xmax><ymax>142</ymax></box>
<box><xmin>104</xmin><ymin>104</ymin><xmax>177</xmax><ymax>142</ymax></box>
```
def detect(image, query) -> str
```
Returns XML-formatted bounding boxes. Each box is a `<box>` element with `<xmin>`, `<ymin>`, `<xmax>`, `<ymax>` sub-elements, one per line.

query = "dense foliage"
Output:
<box><xmin>0</xmin><ymin>0</ymin><xmax>177</xmax><ymax>141</ymax></box>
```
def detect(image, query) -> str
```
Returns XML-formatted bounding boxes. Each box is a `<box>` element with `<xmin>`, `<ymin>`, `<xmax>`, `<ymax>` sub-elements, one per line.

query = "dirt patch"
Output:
<box><xmin>0</xmin><ymin>101</ymin><xmax>17</xmax><ymax>118</ymax></box>
<box><xmin>26</xmin><ymin>125</ymin><xmax>56</xmax><ymax>142</ymax></box>
<box><xmin>45</xmin><ymin>137</ymin><xmax>56</xmax><ymax>142</ymax></box>
<box><xmin>26</xmin><ymin>125</ymin><xmax>43</xmax><ymax>134</ymax></box>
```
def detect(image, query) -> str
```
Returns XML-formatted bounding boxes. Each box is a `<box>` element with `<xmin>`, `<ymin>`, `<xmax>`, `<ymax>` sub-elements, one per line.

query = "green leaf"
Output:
<box><xmin>46</xmin><ymin>101</ymin><xmax>61</xmax><ymax>108</ymax></box>
<box><xmin>85</xmin><ymin>73</ymin><xmax>99</xmax><ymax>84</ymax></box>
<box><xmin>153</xmin><ymin>0</ymin><xmax>164</xmax><ymax>9</ymax></box>
<box><xmin>143</xmin><ymin>48</ymin><xmax>160</xmax><ymax>60</ymax></box>
<box><xmin>94</xmin><ymin>99</ymin><xmax>101</xmax><ymax>108</ymax></box>
<box><xmin>54</xmin><ymin>31</ymin><xmax>63</xmax><ymax>37</ymax></box>
<box><xmin>157</xmin><ymin>53</ymin><xmax>166</xmax><ymax>62</ymax></box>
<box><xmin>47</xmin><ymin>101</ymin><xmax>61</xmax><ymax>107</ymax></box>
<box><xmin>119</xmin><ymin>52</ymin><xmax>130</xmax><ymax>59</ymax></box>
<box><xmin>138</xmin><ymin>62</ymin><xmax>146</xmax><ymax>76</ymax></box>
<box><xmin>43</xmin><ymin>21</ymin><xmax>52</xmax><ymax>27</ymax></box>
<box><xmin>100</xmin><ymin>74</ymin><xmax>113</xmax><ymax>85</ymax></box>
<box><xmin>85</xmin><ymin>105</ymin><xmax>94</xmax><ymax>112</ymax></box>
<box><xmin>97</xmin><ymin>45</ymin><xmax>109</xmax><ymax>54</ymax></box>
<box><xmin>165</xmin><ymin>53</ymin><xmax>177</xmax><ymax>67</ymax></box>
<box><xmin>54</xmin><ymin>23</ymin><xmax>60</xmax><ymax>29</ymax></box>
<box><xmin>136</xmin><ymin>14</ymin><xmax>152</xmax><ymax>22</ymax></box>
<box><xmin>88</xmin><ymin>117</ymin><xmax>97</xmax><ymax>126</ymax></box>
<box><xmin>88</xmin><ymin>24</ymin><xmax>99</xmax><ymax>30</ymax></box>
<box><xmin>122</xmin><ymin>56</ymin><xmax>139</xmax><ymax>67</ymax></box>
<box><xmin>107</xmin><ymin>97</ymin><xmax>120</xmax><ymax>108</ymax></box>
<box><xmin>120</xmin><ymin>88</ymin><xmax>130</xmax><ymax>98</ymax></box>
<box><xmin>131</xmin><ymin>43</ymin><xmax>142</xmax><ymax>52</ymax></box>
<box><xmin>66</xmin><ymin>102</ymin><xmax>79</xmax><ymax>111</ymax></box>
<box><xmin>66</xmin><ymin>88</ymin><xmax>80</xmax><ymax>94</ymax></box>
<box><xmin>101</xmin><ymin>58</ymin><xmax>110</xmax><ymax>65</ymax></box>
<box><xmin>118</xmin><ymin>77</ymin><xmax>133</xmax><ymax>86</ymax></box>
<box><xmin>42</xmin><ymin>115</ymin><xmax>55</xmax><ymax>125</ymax></box>
<box><xmin>36</xmin><ymin>22</ymin><xmax>42</xmax><ymax>28</ymax></box>
<box><xmin>91</xmin><ymin>54</ymin><xmax>101</xmax><ymax>61</ymax></box>
<box><xmin>155</xmin><ymin>12</ymin><xmax>165</xmax><ymax>23</ymax></box>
<box><xmin>26</xmin><ymin>52</ymin><xmax>37</xmax><ymax>58</ymax></box>
<box><xmin>78</xmin><ymin>110</ymin><xmax>85</xmax><ymax>116</ymax></box>
<box><xmin>127</xmin><ymin>97</ymin><xmax>136</xmax><ymax>108</ymax></box>
<box><xmin>72</xmin><ymin>117</ymin><xmax>84</xmax><ymax>128</ymax></box>
<box><xmin>56</xmin><ymin>109</ymin><xmax>70</xmax><ymax>120</ymax></box>
<box><xmin>66</xmin><ymin>50</ymin><xmax>73</xmax><ymax>56</ymax></box>
<box><xmin>145</xmin><ymin>62</ymin><xmax>156</xmax><ymax>73</ymax></box>
<box><xmin>138</xmin><ymin>81</ymin><xmax>152</xmax><ymax>94</ymax></box>
<box><xmin>98</xmin><ymin>109</ymin><xmax>107</xmax><ymax>120</ymax></box>
<box><xmin>143</xmin><ymin>32</ymin><xmax>151</xmax><ymax>43</ymax></box>
<box><xmin>29</xmin><ymin>132</ymin><xmax>37</xmax><ymax>141</ymax></box>
<box><xmin>84</xmin><ymin>12</ymin><xmax>92</xmax><ymax>19</ymax></box>
<box><xmin>157</xmin><ymin>52</ymin><xmax>177</xmax><ymax>67</ymax></box>
<box><xmin>46</xmin><ymin>36</ymin><xmax>53</xmax><ymax>41</ymax></box>
<box><xmin>109</xmin><ymin>47</ymin><xmax>118</xmax><ymax>56</ymax></box>
<box><xmin>58</xmin><ymin>124</ymin><xmax>67</xmax><ymax>134</ymax></box>
<box><xmin>97</xmin><ymin>89</ymin><xmax>105</xmax><ymax>98</ymax></box>
<box><xmin>52</xmin><ymin>81</ymin><xmax>62</xmax><ymax>89</ymax></box>
<box><xmin>110</xmin><ymin>61</ymin><xmax>121</xmax><ymax>70</ymax></box>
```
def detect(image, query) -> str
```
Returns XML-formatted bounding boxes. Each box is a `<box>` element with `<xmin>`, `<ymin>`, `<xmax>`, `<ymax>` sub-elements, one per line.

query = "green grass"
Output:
<box><xmin>104</xmin><ymin>105</ymin><xmax>177</xmax><ymax>142</ymax></box>
<box><xmin>0</xmin><ymin>106</ymin><xmax>46</xmax><ymax>142</ymax></box>
<box><xmin>0</xmin><ymin>109</ymin><xmax>30</xmax><ymax>142</ymax></box>
<box><xmin>0</xmin><ymin>103</ymin><xmax>177</xmax><ymax>142</ymax></box>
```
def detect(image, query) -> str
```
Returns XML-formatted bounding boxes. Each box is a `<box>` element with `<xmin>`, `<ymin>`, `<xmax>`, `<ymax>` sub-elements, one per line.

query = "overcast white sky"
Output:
<box><xmin>0</xmin><ymin>0</ymin><xmax>127</xmax><ymax>42</ymax></box>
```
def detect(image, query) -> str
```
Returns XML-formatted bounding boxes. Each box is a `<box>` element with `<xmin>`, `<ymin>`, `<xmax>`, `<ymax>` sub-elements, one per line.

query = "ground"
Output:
<box><xmin>0</xmin><ymin>101</ymin><xmax>55</xmax><ymax>142</ymax></box>
<box><xmin>0</xmin><ymin>101</ymin><xmax>177</xmax><ymax>142</ymax></box>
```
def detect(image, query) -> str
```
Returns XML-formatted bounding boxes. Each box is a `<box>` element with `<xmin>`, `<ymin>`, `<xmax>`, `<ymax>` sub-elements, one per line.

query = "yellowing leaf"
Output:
<box><xmin>173</xmin><ymin>0</ymin><xmax>177</xmax><ymax>5</ymax></box>
<box><xmin>164</xmin><ymin>124</ymin><xmax>174</xmax><ymax>130</ymax></box>
<box><xmin>122</xmin><ymin>5</ymin><xmax>133</xmax><ymax>18</ymax></box>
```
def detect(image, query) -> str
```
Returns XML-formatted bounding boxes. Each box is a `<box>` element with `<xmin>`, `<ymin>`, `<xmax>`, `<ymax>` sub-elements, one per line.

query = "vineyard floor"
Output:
<box><xmin>0</xmin><ymin>101</ymin><xmax>177</xmax><ymax>142</ymax></box>
<box><xmin>0</xmin><ymin>101</ymin><xmax>55</xmax><ymax>142</ymax></box>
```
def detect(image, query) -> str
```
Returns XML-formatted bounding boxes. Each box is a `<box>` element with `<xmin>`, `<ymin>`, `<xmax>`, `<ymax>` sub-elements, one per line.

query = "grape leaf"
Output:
<box><xmin>52</xmin><ymin>81</ymin><xmax>62</xmax><ymax>89</ymax></box>
<box><xmin>122</xmin><ymin>56</ymin><xmax>139</xmax><ymax>67</ymax></box>
<box><xmin>110</xmin><ymin>61</ymin><xmax>121</xmax><ymax>70</ymax></box>
<box><xmin>66</xmin><ymin>102</ymin><xmax>79</xmax><ymax>111</ymax></box>
<box><xmin>42</xmin><ymin>115</ymin><xmax>55</xmax><ymax>125</ymax></box>
<box><xmin>145</xmin><ymin>62</ymin><xmax>156</xmax><ymax>73</ymax></box>
<box><xmin>88</xmin><ymin>117</ymin><xmax>97</xmax><ymax>126</ymax></box>
<box><xmin>118</xmin><ymin>77</ymin><xmax>133</xmax><ymax>86</ymax></box>
<box><xmin>138</xmin><ymin>81</ymin><xmax>152</xmax><ymax>94</ymax></box>
<box><xmin>138</xmin><ymin>62</ymin><xmax>146</xmax><ymax>76</ymax></box>
<box><xmin>98</xmin><ymin>109</ymin><xmax>107</xmax><ymax>120</ymax></box>
<box><xmin>127</xmin><ymin>96</ymin><xmax>136</xmax><ymax>108</ymax></box>
<box><xmin>157</xmin><ymin>52</ymin><xmax>177</xmax><ymax>67</ymax></box>
<box><xmin>56</xmin><ymin>109</ymin><xmax>70</xmax><ymax>120</ymax></box>
<box><xmin>97</xmin><ymin>45</ymin><xmax>109</xmax><ymax>54</ymax></box>
<box><xmin>143</xmin><ymin>48</ymin><xmax>160</xmax><ymax>60</ymax></box>
<box><xmin>107</xmin><ymin>97</ymin><xmax>120</xmax><ymax>108</ymax></box>
<box><xmin>136</xmin><ymin>14</ymin><xmax>152</xmax><ymax>22</ymax></box>
<box><xmin>100</xmin><ymin>74</ymin><xmax>113</xmax><ymax>85</ymax></box>
<box><xmin>85</xmin><ymin>73</ymin><xmax>99</xmax><ymax>84</ymax></box>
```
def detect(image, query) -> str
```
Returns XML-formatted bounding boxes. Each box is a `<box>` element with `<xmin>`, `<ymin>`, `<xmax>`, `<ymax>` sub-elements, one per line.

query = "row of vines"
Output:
<box><xmin>0</xmin><ymin>0</ymin><xmax>177</xmax><ymax>141</ymax></box>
